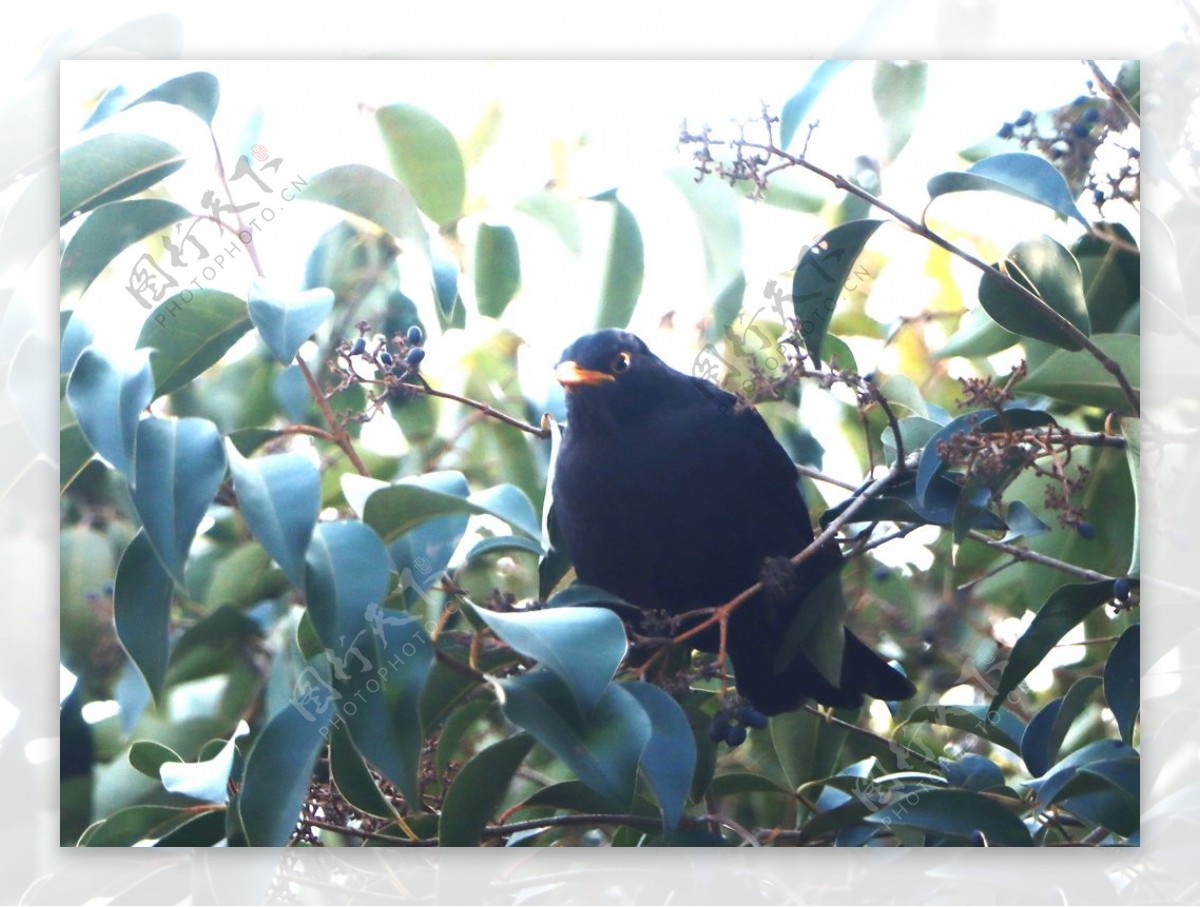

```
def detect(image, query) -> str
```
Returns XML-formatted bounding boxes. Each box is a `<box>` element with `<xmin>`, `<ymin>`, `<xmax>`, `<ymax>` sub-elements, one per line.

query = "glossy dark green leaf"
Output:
<box><xmin>792</xmin><ymin>219</ymin><xmax>885</xmax><ymax>366</ymax></box>
<box><xmin>905</xmin><ymin>704</ymin><xmax>1026</xmax><ymax>754</ymax></box>
<box><xmin>65</xmin><ymin>345</ymin><xmax>154</xmax><ymax>482</ymax></box>
<box><xmin>938</xmin><ymin>754</ymin><xmax>1007</xmax><ymax>792</ymax></box>
<box><xmin>779</xmin><ymin>60</ymin><xmax>852</xmax><ymax>149</ymax></box>
<box><xmin>328</xmin><ymin>721</ymin><xmax>396</xmax><ymax>819</ymax></box>
<box><xmin>375</xmin><ymin>104</ymin><xmax>465</xmax><ymax>225</ymax></box>
<box><xmin>474</xmin><ymin>223</ymin><xmax>521</xmax><ymax>318</ymax></box>
<box><xmin>596</xmin><ymin>196</ymin><xmax>644</xmax><ymax>330</ymax></box>
<box><xmin>226</xmin><ymin>445</ymin><xmax>320</xmax><ymax>590</ymax></box>
<box><xmin>707</xmin><ymin>772</ymin><xmax>792</xmax><ymax>798</ymax></box>
<box><xmin>1072</xmin><ymin>223</ymin><xmax>1139</xmax><ymax>333</ymax></box>
<box><xmin>466</xmin><ymin>602</ymin><xmax>626</xmax><ymax>715</ymax></box>
<box><xmin>335</xmin><ymin>614</ymin><xmax>435</xmax><ymax>806</ymax></box>
<box><xmin>773</xmin><ymin>569</ymin><xmax>847</xmax><ymax>686</ymax></box>
<box><xmin>60</xmin><ymin>310</ymin><xmax>93</xmax><ymax>374</ymax></box>
<box><xmin>303</xmin><ymin>521</ymin><xmax>391</xmax><ymax>651</ymax></box>
<box><xmin>500</xmin><ymin>669</ymin><xmax>651</xmax><ymax>807</ymax></box>
<box><xmin>666</xmin><ymin>170</ymin><xmax>744</xmax><ymax>337</ymax></box>
<box><xmin>936</xmin><ymin>304</ymin><xmax>1021</xmax><ymax>359</ymax></box>
<box><xmin>771</xmin><ymin>704</ymin><xmax>853</xmax><ymax>790</ymax></box>
<box><xmin>978</xmin><ymin>236</ymin><xmax>1090</xmax><ymax>351</ymax></box>
<box><xmin>916</xmin><ymin>408</ymin><xmax>1057</xmax><ymax>509</ymax></box>
<box><xmin>515</xmin><ymin>189</ymin><xmax>583</xmax><ymax>253</ymax></box>
<box><xmin>135</xmin><ymin>290</ymin><xmax>252</xmax><ymax>398</ymax></box>
<box><xmin>60</xmin><ymin>421</ymin><xmax>93</xmax><ymax>493</ymax></box>
<box><xmin>238</xmin><ymin>700</ymin><xmax>331</xmax><ymax>846</ymax></box>
<box><xmin>60</xmin><ymin>199</ymin><xmax>192</xmax><ymax>304</ymax></box>
<box><xmin>126</xmin><ymin>71</ymin><xmax>219</xmax><ymax>123</ymax></box>
<box><xmin>1020</xmin><ymin>676</ymin><xmax>1101</xmax><ymax>778</ymax></box>
<box><xmin>152</xmin><ymin>808</ymin><xmax>227</xmax><ymax>846</ymax></box>
<box><xmin>364</xmin><ymin>474</ymin><xmax>541</xmax><ymax>543</ymax></box>
<box><xmin>299</xmin><ymin>163</ymin><xmax>427</xmax><ymax>245</ymax></box>
<box><xmin>439</xmin><ymin>733</ymin><xmax>535</xmax><ymax>846</ymax></box>
<box><xmin>872</xmin><ymin>61</ymin><xmax>927</xmax><ymax>160</ymax></box>
<box><xmin>1018</xmin><ymin>333</ymin><xmax>1140</xmax><ymax>415</ymax></box>
<box><xmin>435</xmin><ymin>697</ymin><xmax>493</xmax><ymax>777</ymax></box>
<box><xmin>60</xmin><ymin>133</ymin><xmax>185</xmax><ymax>224</ymax></box>
<box><xmin>131</xmin><ymin>417</ymin><xmax>226</xmax><ymax>582</ymax></box>
<box><xmin>1057</xmin><ymin>763</ymin><xmax>1139</xmax><ymax>838</ymax></box>
<box><xmin>1105</xmin><ymin>623</ymin><xmax>1140</xmax><ymax>744</ymax></box>
<box><xmin>80</xmin><ymin>805</ymin><xmax>196</xmax><ymax>846</ymax></box>
<box><xmin>1025</xmin><ymin>738</ymin><xmax>1136</xmax><ymax>808</ymax></box>
<box><xmin>624</xmin><ymin>682</ymin><xmax>696</xmax><ymax>833</ymax></box>
<box><xmin>865</xmin><ymin>787</ymin><xmax>1033</xmax><ymax>846</ymax></box>
<box><xmin>990</xmin><ymin>580</ymin><xmax>1115</xmax><ymax>713</ymax></box>
<box><xmin>247</xmin><ymin>278</ymin><xmax>334</xmax><ymax>365</ymax></box>
<box><xmin>128</xmin><ymin>740</ymin><xmax>183</xmax><ymax>779</ymax></box>
<box><xmin>927</xmin><ymin>152</ymin><xmax>1088</xmax><ymax>227</ymax></box>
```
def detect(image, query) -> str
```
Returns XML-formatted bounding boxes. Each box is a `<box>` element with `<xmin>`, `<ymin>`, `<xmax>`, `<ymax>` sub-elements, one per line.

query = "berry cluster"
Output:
<box><xmin>708</xmin><ymin>701</ymin><xmax>769</xmax><ymax>748</ymax></box>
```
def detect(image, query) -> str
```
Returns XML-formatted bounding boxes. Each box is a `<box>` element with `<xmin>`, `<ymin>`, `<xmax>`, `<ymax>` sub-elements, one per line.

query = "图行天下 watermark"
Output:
<box><xmin>127</xmin><ymin>146</ymin><xmax>308</xmax><ymax>320</ymax></box>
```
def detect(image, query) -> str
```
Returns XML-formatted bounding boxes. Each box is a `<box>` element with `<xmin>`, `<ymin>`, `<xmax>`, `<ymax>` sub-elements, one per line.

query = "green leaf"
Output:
<box><xmin>130</xmin><ymin>417</ymin><xmax>226</xmax><ymax>581</ymax></box>
<box><xmin>927</xmin><ymin>152</ymin><xmax>1089</xmax><ymax>228</ymax></box>
<box><xmin>303</xmin><ymin>521</ymin><xmax>391</xmax><ymax>651</ymax></box>
<box><xmin>1072</xmin><ymin>223</ymin><xmax>1139</xmax><ymax>333</ymax></box>
<box><xmin>872</xmin><ymin>61</ymin><xmax>927</xmax><ymax>160</ymax></box>
<box><xmin>126</xmin><ymin>71</ymin><xmax>220</xmax><ymax>123</ymax></box>
<box><xmin>877</xmin><ymin>374</ymin><xmax>929</xmax><ymax>419</ymax></box>
<box><xmin>936</xmin><ymin>304</ymin><xmax>1021</xmax><ymax>359</ymax></box>
<box><xmin>1001</xmin><ymin>501</ymin><xmax>1050</xmax><ymax>542</ymax></box>
<box><xmin>865</xmin><ymin>787</ymin><xmax>1033</xmax><ymax>846</ymax></box>
<box><xmin>59</xmin><ymin>199</ymin><xmax>192</xmax><ymax>304</ymax></box>
<box><xmin>238</xmin><ymin>701</ymin><xmax>331</xmax><ymax>846</ymax></box>
<box><xmin>435</xmin><ymin>697</ymin><xmax>493</xmax><ymax>777</ymax></box>
<box><xmin>596</xmin><ymin>196</ymin><xmax>644</xmax><ymax>330</ymax></box>
<box><xmin>364</xmin><ymin>474</ymin><xmax>541</xmax><ymax>543</ymax></box>
<box><xmin>60</xmin><ymin>421</ymin><xmax>93</xmax><ymax>492</ymax></box>
<box><xmin>881</xmin><ymin>416</ymin><xmax>941</xmax><ymax>465</ymax></box>
<box><xmin>1018</xmin><ymin>333</ymin><xmax>1140</xmax><ymax>415</ymax></box>
<box><xmin>624</xmin><ymin>682</ymin><xmax>696</xmax><ymax>834</ymax></box>
<box><xmin>779</xmin><ymin>60</ymin><xmax>851</xmax><ymax>149</ymax></box>
<box><xmin>771</xmin><ymin>705</ymin><xmax>852</xmax><ymax>791</ymax></box>
<box><xmin>79</xmin><ymin>805</ymin><xmax>197</xmax><ymax>847</ymax></box>
<box><xmin>60</xmin><ymin>310</ymin><xmax>93</xmax><ymax>374</ymax></box>
<box><xmin>773</xmin><ymin>569</ymin><xmax>847</xmax><ymax>687</ymax></box>
<box><xmin>500</xmin><ymin>669</ymin><xmax>651</xmax><ymax>808</ymax></box>
<box><xmin>65</xmin><ymin>346</ymin><xmax>154</xmax><ymax>482</ymax></box>
<box><xmin>226</xmin><ymin>445</ymin><xmax>320</xmax><ymax>590</ymax></box>
<box><xmin>375</xmin><ymin>104</ymin><xmax>466</xmax><ymax>225</ymax></box>
<box><xmin>335</xmin><ymin>614</ymin><xmax>435</xmax><ymax>806</ymax></box>
<box><xmin>60</xmin><ymin>133</ymin><xmax>185</xmax><ymax>224</ymax></box>
<box><xmin>153</xmin><ymin>809</ymin><xmax>227</xmax><ymax>847</ymax></box>
<box><xmin>135</xmin><ymin>290</ymin><xmax>253</xmax><ymax>398</ymax></box>
<box><xmin>128</xmin><ymin>740</ymin><xmax>183</xmax><ymax>779</ymax></box>
<box><xmin>989</xmin><ymin>580</ymin><xmax>1116</xmax><ymax>713</ymax></box>
<box><xmin>1105</xmin><ymin>623</ymin><xmax>1140</xmax><ymax>744</ymax></box>
<box><xmin>465</xmin><ymin>603</ymin><xmax>626</xmax><ymax>716</ymax></box>
<box><xmin>904</xmin><ymin>704</ymin><xmax>1026</xmax><ymax>754</ymax></box>
<box><xmin>439</xmin><ymin>733</ymin><xmax>535</xmax><ymax>846</ymax></box>
<box><xmin>328</xmin><ymin>722</ymin><xmax>395</xmax><ymax>819</ymax></box>
<box><xmin>299</xmin><ymin>163</ymin><xmax>427</xmax><ymax>246</ymax></box>
<box><xmin>978</xmin><ymin>236</ymin><xmax>1090</xmax><ymax>351</ymax></box>
<box><xmin>666</xmin><ymin>170</ymin><xmax>744</xmax><ymax>337</ymax></box>
<box><xmin>474</xmin><ymin>223</ymin><xmax>521</xmax><ymax>318</ymax></box>
<box><xmin>792</xmin><ymin>219</ymin><xmax>885</xmax><ymax>366</ymax></box>
<box><xmin>464</xmin><ymin>534</ymin><xmax>545</xmax><ymax>564</ymax></box>
<box><xmin>938</xmin><ymin>754</ymin><xmax>1006</xmax><ymax>793</ymax></box>
<box><xmin>247</xmin><ymin>277</ymin><xmax>334</xmax><ymax>365</ymax></box>
<box><xmin>708</xmin><ymin>772</ymin><xmax>792</xmax><ymax>798</ymax></box>
<box><xmin>1021</xmin><ymin>676</ymin><xmax>1102</xmax><ymax>777</ymax></box>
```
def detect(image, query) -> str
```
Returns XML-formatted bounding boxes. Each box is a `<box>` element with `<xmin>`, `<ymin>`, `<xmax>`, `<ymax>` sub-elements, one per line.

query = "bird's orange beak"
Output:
<box><xmin>555</xmin><ymin>360</ymin><xmax>615</xmax><ymax>388</ymax></box>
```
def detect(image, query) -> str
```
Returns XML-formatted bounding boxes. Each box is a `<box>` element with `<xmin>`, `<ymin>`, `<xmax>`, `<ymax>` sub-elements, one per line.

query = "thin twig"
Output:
<box><xmin>1084</xmin><ymin>60</ymin><xmax>1140</xmax><ymax>128</ymax></box>
<box><xmin>966</xmin><ymin>531</ymin><xmax>1111</xmax><ymax>582</ymax></box>
<box><xmin>401</xmin><ymin>377</ymin><xmax>551</xmax><ymax>439</ymax></box>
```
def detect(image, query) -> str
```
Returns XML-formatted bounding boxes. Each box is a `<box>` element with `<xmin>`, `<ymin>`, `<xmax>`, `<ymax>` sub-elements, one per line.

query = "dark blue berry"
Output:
<box><xmin>1113</xmin><ymin>577</ymin><xmax>1131</xmax><ymax>600</ymax></box>
<box><xmin>1014</xmin><ymin>109</ymin><xmax>1032</xmax><ymax>127</ymax></box>
<box><xmin>350</xmin><ymin>337</ymin><xmax>367</xmax><ymax>356</ymax></box>
<box><xmin>1093</xmin><ymin>189</ymin><xmax>1106</xmax><ymax>205</ymax></box>
<box><xmin>1071</xmin><ymin>122</ymin><xmax>1091</xmax><ymax>138</ymax></box>
<box><xmin>1129</xmin><ymin>148</ymin><xmax>1140</xmax><ymax>159</ymax></box>
<box><xmin>724</xmin><ymin>724</ymin><xmax>748</xmax><ymax>747</ymax></box>
<box><xmin>405</xmin><ymin>347</ymin><xmax>426</xmax><ymax>368</ymax></box>
<box><xmin>379</xmin><ymin>351</ymin><xmax>394</xmax><ymax>367</ymax></box>
<box><xmin>739</xmin><ymin>705</ymin><xmax>769</xmax><ymax>730</ymax></box>
<box><xmin>1083</xmin><ymin>107</ymin><xmax>1101</xmax><ymax>123</ymax></box>
<box><xmin>873</xmin><ymin>565</ymin><xmax>891</xmax><ymax>582</ymax></box>
<box><xmin>1072</xmin><ymin>95</ymin><xmax>1088</xmax><ymax>107</ymax></box>
<box><xmin>406</xmin><ymin>325</ymin><xmax>424</xmax><ymax>346</ymax></box>
<box><xmin>1076</xmin><ymin>521</ymin><xmax>1096</xmax><ymax>540</ymax></box>
<box><xmin>708</xmin><ymin>713</ymin><xmax>730</xmax><ymax>743</ymax></box>
<box><xmin>101</xmin><ymin>581</ymin><xmax>115</xmax><ymax>596</ymax></box>
<box><xmin>1050</xmin><ymin>147</ymin><xmax>1065</xmax><ymax>160</ymax></box>
<box><xmin>998</xmin><ymin>123</ymin><xmax>1014</xmax><ymax>139</ymax></box>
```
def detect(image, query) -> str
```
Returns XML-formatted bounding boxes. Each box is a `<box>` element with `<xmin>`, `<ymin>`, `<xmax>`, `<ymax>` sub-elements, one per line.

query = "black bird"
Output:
<box><xmin>550</xmin><ymin>329</ymin><xmax>914</xmax><ymax>717</ymax></box>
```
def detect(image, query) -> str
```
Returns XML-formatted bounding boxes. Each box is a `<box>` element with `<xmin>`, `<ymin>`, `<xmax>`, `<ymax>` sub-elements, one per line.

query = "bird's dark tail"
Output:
<box><xmin>730</xmin><ymin>628</ymin><xmax>914</xmax><ymax>716</ymax></box>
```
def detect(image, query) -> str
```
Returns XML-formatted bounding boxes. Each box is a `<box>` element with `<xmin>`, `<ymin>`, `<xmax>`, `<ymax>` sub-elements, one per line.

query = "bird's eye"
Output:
<box><xmin>610</xmin><ymin>351</ymin><xmax>632</xmax><ymax>374</ymax></box>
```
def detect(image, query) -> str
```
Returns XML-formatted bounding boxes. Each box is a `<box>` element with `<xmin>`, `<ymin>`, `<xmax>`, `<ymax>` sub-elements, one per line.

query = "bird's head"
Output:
<box><xmin>555</xmin><ymin>329</ymin><xmax>684</xmax><ymax>429</ymax></box>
